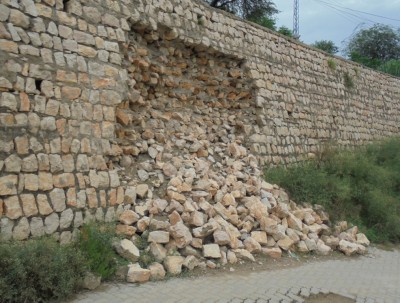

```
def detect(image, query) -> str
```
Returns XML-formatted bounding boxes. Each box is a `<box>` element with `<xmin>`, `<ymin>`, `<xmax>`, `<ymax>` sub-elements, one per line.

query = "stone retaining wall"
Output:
<box><xmin>0</xmin><ymin>0</ymin><xmax>399</xmax><ymax>240</ymax></box>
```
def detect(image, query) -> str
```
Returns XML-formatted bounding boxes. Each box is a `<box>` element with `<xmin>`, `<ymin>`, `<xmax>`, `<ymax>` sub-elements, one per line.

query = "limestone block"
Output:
<box><xmin>20</xmin><ymin>194</ymin><xmax>37</xmax><ymax>217</ymax></box>
<box><xmin>37</xmin><ymin>194</ymin><xmax>53</xmax><ymax>215</ymax></box>
<box><xmin>49</xmin><ymin>188</ymin><xmax>66</xmax><ymax>212</ymax></box>
<box><xmin>0</xmin><ymin>92</ymin><xmax>17</xmax><ymax>111</ymax></box>
<box><xmin>203</xmin><ymin>244</ymin><xmax>221</xmax><ymax>258</ymax></box>
<box><xmin>30</xmin><ymin>217</ymin><xmax>44</xmax><ymax>237</ymax></box>
<box><xmin>60</xmin><ymin>208</ymin><xmax>74</xmax><ymax>229</ymax></box>
<box><xmin>4</xmin><ymin>154</ymin><xmax>21</xmax><ymax>172</ymax></box>
<box><xmin>115</xmin><ymin>239</ymin><xmax>140</xmax><ymax>262</ymax></box>
<box><xmin>45</xmin><ymin>212</ymin><xmax>59</xmax><ymax>234</ymax></box>
<box><xmin>13</xmin><ymin>217</ymin><xmax>30</xmax><ymax>240</ymax></box>
<box><xmin>127</xmin><ymin>264</ymin><xmax>150</xmax><ymax>283</ymax></box>
<box><xmin>119</xmin><ymin>210</ymin><xmax>139</xmax><ymax>225</ymax></box>
<box><xmin>149</xmin><ymin>262</ymin><xmax>166</xmax><ymax>280</ymax></box>
<box><xmin>148</xmin><ymin>231</ymin><xmax>170</xmax><ymax>243</ymax></box>
<box><xmin>163</xmin><ymin>256</ymin><xmax>184</xmax><ymax>275</ymax></box>
<box><xmin>4</xmin><ymin>195</ymin><xmax>22</xmax><ymax>219</ymax></box>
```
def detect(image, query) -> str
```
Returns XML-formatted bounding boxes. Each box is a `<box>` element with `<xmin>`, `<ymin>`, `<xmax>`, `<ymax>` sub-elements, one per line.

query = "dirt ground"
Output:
<box><xmin>182</xmin><ymin>248</ymin><xmax>362</xmax><ymax>279</ymax></box>
<box><xmin>305</xmin><ymin>293</ymin><xmax>355</xmax><ymax>303</ymax></box>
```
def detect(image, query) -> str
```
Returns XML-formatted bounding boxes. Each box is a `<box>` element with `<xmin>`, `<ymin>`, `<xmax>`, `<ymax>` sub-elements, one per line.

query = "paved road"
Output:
<box><xmin>72</xmin><ymin>247</ymin><xmax>400</xmax><ymax>303</ymax></box>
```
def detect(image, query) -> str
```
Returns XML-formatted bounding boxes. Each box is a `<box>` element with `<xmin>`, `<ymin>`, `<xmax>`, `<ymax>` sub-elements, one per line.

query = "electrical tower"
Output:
<box><xmin>293</xmin><ymin>0</ymin><xmax>300</xmax><ymax>39</ymax></box>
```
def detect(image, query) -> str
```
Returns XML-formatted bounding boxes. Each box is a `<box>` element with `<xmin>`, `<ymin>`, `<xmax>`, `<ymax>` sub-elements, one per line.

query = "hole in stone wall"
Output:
<box><xmin>287</xmin><ymin>110</ymin><xmax>293</xmax><ymax>117</ymax></box>
<box><xmin>35</xmin><ymin>79</ymin><xmax>43</xmax><ymax>91</ymax></box>
<box><xmin>62</xmin><ymin>0</ymin><xmax>70</xmax><ymax>11</ymax></box>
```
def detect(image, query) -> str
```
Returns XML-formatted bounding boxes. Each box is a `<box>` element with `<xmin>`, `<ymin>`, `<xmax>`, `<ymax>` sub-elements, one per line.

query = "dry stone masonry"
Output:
<box><xmin>0</xmin><ymin>0</ymin><xmax>398</xmax><ymax>274</ymax></box>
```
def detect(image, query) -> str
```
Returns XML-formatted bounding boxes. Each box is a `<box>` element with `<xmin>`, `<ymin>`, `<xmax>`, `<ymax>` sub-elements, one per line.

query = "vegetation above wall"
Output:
<box><xmin>344</xmin><ymin>24</ymin><xmax>400</xmax><ymax>77</ymax></box>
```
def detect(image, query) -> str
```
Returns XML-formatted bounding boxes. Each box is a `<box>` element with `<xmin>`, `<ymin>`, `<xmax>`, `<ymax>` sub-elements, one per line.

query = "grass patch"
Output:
<box><xmin>343</xmin><ymin>71</ymin><xmax>355</xmax><ymax>89</ymax></box>
<box><xmin>0</xmin><ymin>238</ymin><xmax>87</xmax><ymax>303</ymax></box>
<box><xmin>327</xmin><ymin>58</ymin><xmax>337</xmax><ymax>70</ymax></box>
<box><xmin>77</xmin><ymin>223</ymin><xmax>125</xmax><ymax>281</ymax></box>
<box><xmin>265</xmin><ymin>138</ymin><xmax>400</xmax><ymax>243</ymax></box>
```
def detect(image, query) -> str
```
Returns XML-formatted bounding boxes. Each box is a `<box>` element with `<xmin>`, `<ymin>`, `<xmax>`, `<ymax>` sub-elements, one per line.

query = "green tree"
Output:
<box><xmin>277</xmin><ymin>26</ymin><xmax>293</xmax><ymax>38</ymax></box>
<box><xmin>345</xmin><ymin>24</ymin><xmax>400</xmax><ymax>68</ymax></box>
<box><xmin>312</xmin><ymin>40</ymin><xmax>339</xmax><ymax>54</ymax></box>
<box><xmin>205</xmin><ymin>0</ymin><xmax>278</xmax><ymax>20</ymax></box>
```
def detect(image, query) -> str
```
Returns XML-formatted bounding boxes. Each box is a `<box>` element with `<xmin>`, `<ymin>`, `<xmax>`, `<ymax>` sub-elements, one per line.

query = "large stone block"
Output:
<box><xmin>0</xmin><ymin>175</ymin><xmax>18</xmax><ymax>196</ymax></box>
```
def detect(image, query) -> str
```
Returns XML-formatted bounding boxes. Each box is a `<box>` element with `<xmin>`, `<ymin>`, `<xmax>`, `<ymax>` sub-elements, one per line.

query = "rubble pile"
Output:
<box><xmin>114</xmin><ymin>141</ymin><xmax>369</xmax><ymax>283</ymax></box>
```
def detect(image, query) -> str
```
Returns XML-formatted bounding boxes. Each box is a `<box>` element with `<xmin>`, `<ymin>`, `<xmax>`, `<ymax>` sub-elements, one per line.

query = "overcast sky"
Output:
<box><xmin>275</xmin><ymin>0</ymin><xmax>400</xmax><ymax>55</ymax></box>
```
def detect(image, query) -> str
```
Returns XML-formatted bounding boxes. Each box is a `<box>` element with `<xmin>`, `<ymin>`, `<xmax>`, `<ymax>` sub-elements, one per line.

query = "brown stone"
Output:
<box><xmin>277</xmin><ymin>236</ymin><xmax>294</xmax><ymax>251</ymax></box>
<box><xmin>86</xmin><ymin>188</ymin><xmax>98</xmax><ymax>208</ymax></box>
<box><xmin>148</xmin><ymin>231</ymin><xmax>170</xmax><ymax>244</ymax></box>
<box><xmin>261</xmin><ymin>247</ymin><xmax>282</xmax><ymax>259</ymax></box>
<box><xmin>251</xmin><ymin>231</ymin><xmax>268</xmax><ymax>245</ymax></box>
<box><xmin>203</xmin><ymin>244</ymin><xmax>221</xmax><ymax>258</ymax></box>
<box><xmin>15</xmin><ymin>136</ymin><xmax>29</xmax><ymax>155</ymax></box>
<box><xmin>127</xmin><ymin>264</ymin><xmax>150</xmax><ymax>283</ymax></box>
<box><xmin>38</xmin><ymin>172</ymin><xmax>53</xmax><ymax>191</ymax></box>
<box><xmin>66</xmin><ymin>188</ymin><xmax>77</xmax><ymax>207</ymax></box>
<box><xmin>37</xmin><ymin>194</ymin><xmax>53</xmax><ymax>215</ymax></box>
<box><xmin>119</xmin><ymin>210</ymin><xmax>140</xmax><ymax>225</ymax></box>
<box><xmin>244</xmin><ymin>237</ymin><xmax>262</xmax><ymax>253</ymax></box>
<box><xmin>149</xmin><ymin>263</ymin><xmax>166</xmax><ymax>280</ymax></box>
<box><xmin>0</xmin><ymin>175</ymin><xmax>18</xmax><ymax>195</ymax></box>
<box><xmin>21</xmin><ymin>194</ymin><xmax>38</xmax><ymax>217</ymax></box>
<box><xmin>4</xmin><ymin>196</ymin><xmax>22</xmax><ymax>219</ymax></box>
<box><xmin>62</xmin><ymin>86</ymin><xmax>81</xmax><ymax>100</ymax></box>
<box><xmin>19</xmin><ymin>92</ymin><xmax>30</xmax><ymax>111</ymax></box>
<box><xmin>116</xmin><ymin>109</ymin><xmax>131</xmax><ymax>126</ymax></box>
<box><xmin>115</xmin><ymin>224</ymin><xmax>136</xmax><ymax>237</ymax></box>
<box><xmin>163</xmin><ymin>256</ymin><xmax>184</xmax><ymax>275</ymax></box>
<box><xmin>0</xmin><ymin>40</ymin><xmax>18</xmax><ymax>53</ymax></box>
<box><xmin>169</xmin><ymin>221</ymin><xmax>192</xmax><ymax>248</ymax></box>
<box><xmin>53</xmin><ymin>173</ymin><xmax>75</xmax><ymax>188</ymax></box>
<box><xmin>9</xmin><ymin>9</ymin><xmax>30</xmax><ymax>29</ymax></box>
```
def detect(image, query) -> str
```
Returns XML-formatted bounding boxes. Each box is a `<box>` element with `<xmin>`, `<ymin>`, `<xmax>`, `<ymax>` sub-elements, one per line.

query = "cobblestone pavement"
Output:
<box><xmin>72</xmin><ymin>247</ymin><xmax>400</xmax><ymax>303</ymax></box>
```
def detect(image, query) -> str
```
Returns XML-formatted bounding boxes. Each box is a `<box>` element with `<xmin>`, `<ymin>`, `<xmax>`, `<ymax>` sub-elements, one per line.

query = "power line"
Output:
<box><xmin>312</xmin><ymin>0</ymin><xmax>361</xmax><ymax>24</ymax></box>
<box><xmin>312</xmin><ymin>0</ymin><xmax>378</xmax><ymax>24</ymax></box>
<box><xmin>317</xmin><ymin>0</ymin><xmax>400</xmax><ymax>22</ymax></box>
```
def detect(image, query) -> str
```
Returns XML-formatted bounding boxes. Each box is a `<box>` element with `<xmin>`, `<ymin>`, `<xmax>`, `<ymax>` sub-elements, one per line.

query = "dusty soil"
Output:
<box><xmin>305</xmin><ymin>293</ymin><xmax>355</xmax><ymax>303</ymax></box>
<box><xmin>181</xmin><ymin>249</ymin><xmax>362</xmax><ymax>280</ymax></box>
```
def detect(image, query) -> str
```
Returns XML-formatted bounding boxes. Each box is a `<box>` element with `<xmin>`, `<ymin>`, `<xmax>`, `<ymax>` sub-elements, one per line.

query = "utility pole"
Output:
<box><xmin>293</xmin><ymin>0</ymin><xmax>300</xmax><ymax>39</ymax></box>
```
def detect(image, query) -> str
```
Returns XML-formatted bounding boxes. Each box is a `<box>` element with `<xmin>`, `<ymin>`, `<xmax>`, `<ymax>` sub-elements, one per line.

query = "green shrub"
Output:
<box><xmin>77</xmin><ymin>223</ymin><xmax>122</xmax><ymax>280</ymax></box>
<box><xmin>266</xmin><ymin>138</ymin><xmax>400</xmax><ymax>243</ymax></box>
<box><xmin>378</xmin><ymin>59</ymin><xmax>400</xmax><ymax>77</ymax></box>
<box><xmin>327</xmin><ymin>58</ymin><xmax>337</xmax><ymax>70</ymax></box>
<box><xmin>343</xmin><ymin>72</ymin><xmax>355</xmax><ymax>89</ymax></box>
<box><xmin>0</xmin><ymin>238</ymin><xmax>86</xmax><ymax>303</ymax></box>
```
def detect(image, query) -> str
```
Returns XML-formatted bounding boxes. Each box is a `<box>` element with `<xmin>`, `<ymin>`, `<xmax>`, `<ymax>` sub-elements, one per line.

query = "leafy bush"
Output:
<box><xmin>77</xmin><ymin>223</ymin><xmax>122</xmax><ymax>280</ymax></box>
<box><xmin>0</xmin><ymin>238</ymin><xmax>86</xmax><ymax>303</ymax></box>
<box><xmin>266</xmin><ymin>138</ymin><xmax>400</xmax><ymax>243</ymax></box>
<box><xmin>327</xmin><ymin>58</ymin><xmax>337</xmax><ymax>70</ymax></box>
<box><xmin>378</xmin><ymin>59</ymin><xmax>400</xmax><ymax>77</ymax></box>
<box><xmin>343</xmin><ymin>72</ymin><xmax>355</xmax><ymax>89</ymax></box>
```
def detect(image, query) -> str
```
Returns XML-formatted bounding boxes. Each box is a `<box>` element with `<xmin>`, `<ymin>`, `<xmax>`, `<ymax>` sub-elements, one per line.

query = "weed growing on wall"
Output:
<box><xmin>78</xmin><ymin>223</ymin><xmax>124</xmax><ymax>280</ymax></box>
<box><xmin>327</xmin><ymin>58</ymin><xmax>337</xmax><ymax>70</ymax></box>
<box><xmin>343</xmin><ymin>72</ymin><xmax>355</xmax><ymax>89</ymax></box>
<box><xmin>265</xmin><ymin>137</ymin><xmax>400</xmax><ymax>243</ymax></box>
